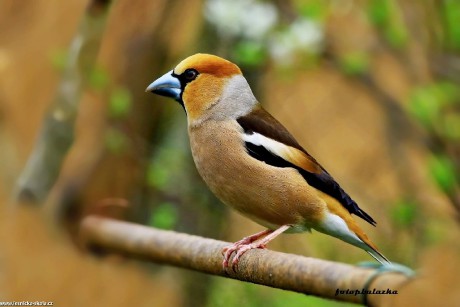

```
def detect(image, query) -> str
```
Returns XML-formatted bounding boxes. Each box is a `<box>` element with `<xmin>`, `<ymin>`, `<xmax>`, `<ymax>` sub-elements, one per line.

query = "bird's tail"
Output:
<box><xmin>365</xmin><ymin>247</ymin><xmax>391</xmax><ymax>265</ymax></box>
<box><xmin>354</xmin><ymin>228</ymin><xmax>391</xmax><ymax>265</ymax></box>
<box><xmin>318</xmin><ymin>202</ymin><xmax>391</xmax><ymax>265</ymax></box>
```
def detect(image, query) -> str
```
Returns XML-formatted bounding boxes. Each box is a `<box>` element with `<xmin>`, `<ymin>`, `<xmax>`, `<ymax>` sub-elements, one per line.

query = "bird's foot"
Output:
<box><xmin>221</xmin><ymin>225</ymin><xmax>291</xmax><ymax>272</ymax></box>
<box><xmin>221</xmin><ymin>229</ymin><xmax>272</xmax><ymax>270</ymax></box>
<box><xmin>221</xmin><ymin>229</ymin><xmax>271</xmax><ymax>256</ymax></box>
<box><xmin>222</xmin><ymin>241</ymin><xmax>267</xmax><ymax>271</ymax></box>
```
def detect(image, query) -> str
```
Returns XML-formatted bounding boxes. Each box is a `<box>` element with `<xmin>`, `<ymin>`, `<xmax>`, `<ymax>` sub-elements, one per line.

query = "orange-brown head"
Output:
<box><xmin>146</xmin><ymin>54</ymin><xmax>258</xmax><ymax>125</ymax></box>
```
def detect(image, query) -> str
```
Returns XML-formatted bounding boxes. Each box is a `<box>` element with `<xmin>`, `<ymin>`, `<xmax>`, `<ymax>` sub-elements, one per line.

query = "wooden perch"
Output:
<box><xmin>81</xmin><ymin>216</ymin><xmax>411</xmax><ymax>306</ymax></box>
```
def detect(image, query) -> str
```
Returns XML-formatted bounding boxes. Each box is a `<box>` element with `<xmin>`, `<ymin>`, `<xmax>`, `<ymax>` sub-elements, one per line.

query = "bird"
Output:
<box><xmin>146</xmin><ymin>53</ymin><xmax>390</xmax><ymax>269</ymax></box>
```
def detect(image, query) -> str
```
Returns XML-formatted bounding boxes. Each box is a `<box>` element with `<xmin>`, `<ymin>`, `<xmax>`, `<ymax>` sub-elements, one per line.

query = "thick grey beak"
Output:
<box><xmin>145</xmin><ymin>70</ymin><xmax>181</xmax><ymax>101</ymax></box>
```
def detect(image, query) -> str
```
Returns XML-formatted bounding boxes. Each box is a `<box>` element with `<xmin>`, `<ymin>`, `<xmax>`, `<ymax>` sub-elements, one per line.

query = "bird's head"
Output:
<box><xmin>146</xmin><ymin>53</ymin><xmax>258</xmax><ymax>126</ymax></box>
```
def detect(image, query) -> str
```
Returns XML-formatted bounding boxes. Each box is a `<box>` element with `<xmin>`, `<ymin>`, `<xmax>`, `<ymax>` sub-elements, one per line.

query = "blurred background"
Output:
<box><xmin>1</xmin><ymin>0</ymin><xmax>459</xmax><ymax>306</ymax></box>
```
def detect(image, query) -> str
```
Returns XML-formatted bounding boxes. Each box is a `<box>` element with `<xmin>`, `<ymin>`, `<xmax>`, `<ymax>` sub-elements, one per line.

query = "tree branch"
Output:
<box><xmin>80</xmin><ymin>216</ymin><xmax>411</xmax><ymax>306</ymax></box>
<box><xmin>14</xmin><ymin>0</ymin><xmax>111</xmax><ymax>204</ymax></box>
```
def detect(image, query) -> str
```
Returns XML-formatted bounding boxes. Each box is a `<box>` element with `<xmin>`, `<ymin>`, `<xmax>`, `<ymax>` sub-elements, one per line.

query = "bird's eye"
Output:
<box><xmin>183</xmin><ymin>69</ymin><xmax>198</xmax><ymax>82</ymax></box>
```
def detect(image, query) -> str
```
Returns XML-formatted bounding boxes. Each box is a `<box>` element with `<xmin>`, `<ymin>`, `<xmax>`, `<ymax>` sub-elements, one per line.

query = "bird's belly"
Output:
<box><xmin>189</xmin><ymin>121</ymin><xmax>325</xmax><ymax>231</ymax></box>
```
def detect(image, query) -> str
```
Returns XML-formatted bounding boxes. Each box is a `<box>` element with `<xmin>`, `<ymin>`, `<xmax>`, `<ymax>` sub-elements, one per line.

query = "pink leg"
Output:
<box><xmin>222</xmin><ymin>229</ymin><xmax>271</xmax><ymax>268</ymax></box>
<box><xmin>223</xmin><ymin>225</ymin><xmax>291</xmax><ymax>271</ymax></box>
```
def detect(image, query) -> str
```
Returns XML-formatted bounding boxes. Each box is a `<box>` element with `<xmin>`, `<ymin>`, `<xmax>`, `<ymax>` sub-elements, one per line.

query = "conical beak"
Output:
<box><xmin>145</xmin><ymin>70</ymin><xmax>181</xmax><ymax>101</ymax></box>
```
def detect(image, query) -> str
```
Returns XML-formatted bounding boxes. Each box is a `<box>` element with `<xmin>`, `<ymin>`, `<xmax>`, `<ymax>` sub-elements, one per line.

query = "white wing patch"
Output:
<box><xmin>242</xmin><ymin>131</ymin><xmax>308</xmax><ymax>168</ymax></box>
<box><xmin>242</xmin><ymin>132</ymin><xmax>289</xmax><ymax>157</ymax></box>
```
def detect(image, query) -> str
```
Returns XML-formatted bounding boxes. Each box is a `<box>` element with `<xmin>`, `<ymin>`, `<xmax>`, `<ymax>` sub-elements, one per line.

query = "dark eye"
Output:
<box><xmin>183</xmin><ymin>69</ymin><xmax>198</xmax><ymax>82</ymax></box>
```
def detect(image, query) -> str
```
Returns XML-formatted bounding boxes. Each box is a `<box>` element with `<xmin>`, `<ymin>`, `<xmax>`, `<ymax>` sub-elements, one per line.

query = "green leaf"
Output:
<box><xmin>409</xmin><ymin>82</ymin><xmax>460</xmax><ymax>127</ymax></box>
<box><xmin>441</xmin><ymin>112</ymin><xmax>460</xmax><ymax>141</ymax></box>
<box><xmin>435</xmin><ymin>82</ymin><xmax>460</xmax><ymax>106</ymax></box>
<box><xmin>150</xmin><ymin>202</ymin><xmax>178</xmax><ymax>230</ymax></box>
<box><xmin>88</xmin><ymin>66</ymin><xmax>109</xmax><ymax>90</ymax></box>
<box><xmin>147</xmin><ymin>162</ymin><xmax>169</xmax><ymax>189</ymax></box>
<box><xmin>408</xmin><ymin>86</ymin><xmax>441</xmax><ymax>127</ymax></box>
<box><xmin>233</xmin><ymin>41</ymin><xmax>267</xmax><ymax>67</ymax></box>
<box><xmin>391</xmin><ymin>200</ymin><xmax>417</xmax><ymax>228</ymax></box>
<box><xmin>367</xmin><ymin>0</ymin><xmax>408</xmax><ymax>48</ymax></box>
<box><xmin>429</xmin><ymin>154</ymin><xmax>457</xmax><ymax>193</ymax></box>
<box><xmin>368</xmin><ymin>0</ymin><xmax>391</xmax><ymax>26</ymax></box>
<box><xmin>297</xmin><ymin>1</ymin><xmax>327</xmax><ymax>21</ymax></box>
<box><xmin>339</xmin><ymin>52</ymin><xmax>370</xmax><ymax>75</ymax></box>
<box><xmin>109</xmin><ymin>87</ymin><xmax>132</xmax><ymax>118</ymax></box>
<box><xmin>444</xmin><ymin>0</ymin><xmax>460</xmax><ymax>50</ymax></box>
<box><xmin>385</xmin><ymin>22</ymin><xmax>408</xmax><ymax>48</ymax></box>
<box><xmin>146</xmin><ymin>144</ymin><xmax>186</xmax><ymax>190</ymax></box>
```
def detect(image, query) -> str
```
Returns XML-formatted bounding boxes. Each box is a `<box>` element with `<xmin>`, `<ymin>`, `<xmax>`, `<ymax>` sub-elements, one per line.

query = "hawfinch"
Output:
<box><xmin>146</xmin><ymin>53</ymin><xmax>390</xmax><ymax>268</ymax></box>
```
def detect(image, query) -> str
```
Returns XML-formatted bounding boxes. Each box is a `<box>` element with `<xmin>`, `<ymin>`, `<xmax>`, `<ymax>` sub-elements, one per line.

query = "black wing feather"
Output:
<box><xmin>244</xmin><ymin>139</ymin><xmax>377</xmax><ymax>226</ymax></box>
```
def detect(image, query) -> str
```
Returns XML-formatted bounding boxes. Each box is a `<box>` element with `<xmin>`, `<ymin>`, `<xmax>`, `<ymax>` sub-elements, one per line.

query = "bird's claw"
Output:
<box><xmin>221</xmin><ymin>229</ymin><xmax>274</xmax><ymax>271</ymax></box>
<box><xmin>222</xmin><ymin>242</ymin><xmax>267</xmax><ymax>272</ymax></box>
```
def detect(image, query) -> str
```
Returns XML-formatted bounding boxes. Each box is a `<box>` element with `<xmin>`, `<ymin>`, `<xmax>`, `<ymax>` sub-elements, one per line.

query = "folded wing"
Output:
<box><xmin>237</xmin><ymin>106</ymin><xmax>376</xmax><ymax>226</ymax></box>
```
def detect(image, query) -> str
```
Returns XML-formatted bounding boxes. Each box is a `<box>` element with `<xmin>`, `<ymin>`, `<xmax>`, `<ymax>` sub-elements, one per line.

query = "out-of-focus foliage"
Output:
<box><xmin>429</xmin><ymin>154</ymin><xmax>457</xmax><ymax>193</ymax></box>
<box><xmin>150</xmin><ymin>201</ymin><xmax>178</xmax><ymax>230</ymax></box>
<box><xmin>147</xmin><ymin>128</ymin><xmax>189</xmax><ymax>190</ymax></box>
<box><xmin>367</xmin><ymin>0</ymin><xmax>408</xmax><ymax>48</ymax></box>
<box><xmin>408</xmin><ymin>81</ymin><xmax>460</xmax><ymax>198</ymax></box>
<box><xmin>233</xmin><ymin>41</ymin><xmax>267</xmax><ymax>67</ymax></box>
<box><xmin>444</xmin><ymin>0</ymin><xmax>460</xmax><ymax>50</ymax></box>
<box><xmin>109</xmin><ymin>87</ymin><xmax>132</xmax><ymax>118</ymax></box>
<box><xmin>89</xmin><ymin>65</ymin><xmax>109</xmax><ymax>90</ymax></box>
<box><xmin>208</xmin><ymin>276</ymin><xmax>354</xmax><ymax>307</ymax></box>
<box><xmin>50</xmin><ymin>48</ymin><xmax>69</xmax><ymax>71</ymax></box>
<box><xmin>339</xmin><ymin>51</ymin><xmax>370</xmax><ymax>75</ymax></box>
<box><xmin>391</xmin><ymin>199</ymin><xmax>418</xmax><ymax>228</ymax></box>
<box><xmin>105</xmin><ymin>127</ymin><xmax>127</xmax><ymax>153</ymax></box>
<box><xmin>297</xmin><ymin>0</ymin><xmax>328</xmax><ymax>21</ymax></box>
<box><xmin>408</xmin><ymin>82</ymin><xmax>459</xmax><ymax>130</ymax></box>
<box><xmin>205</xmin><ymin>0</ymin><xmax>323</xmax><ymax>66</ymax></box>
